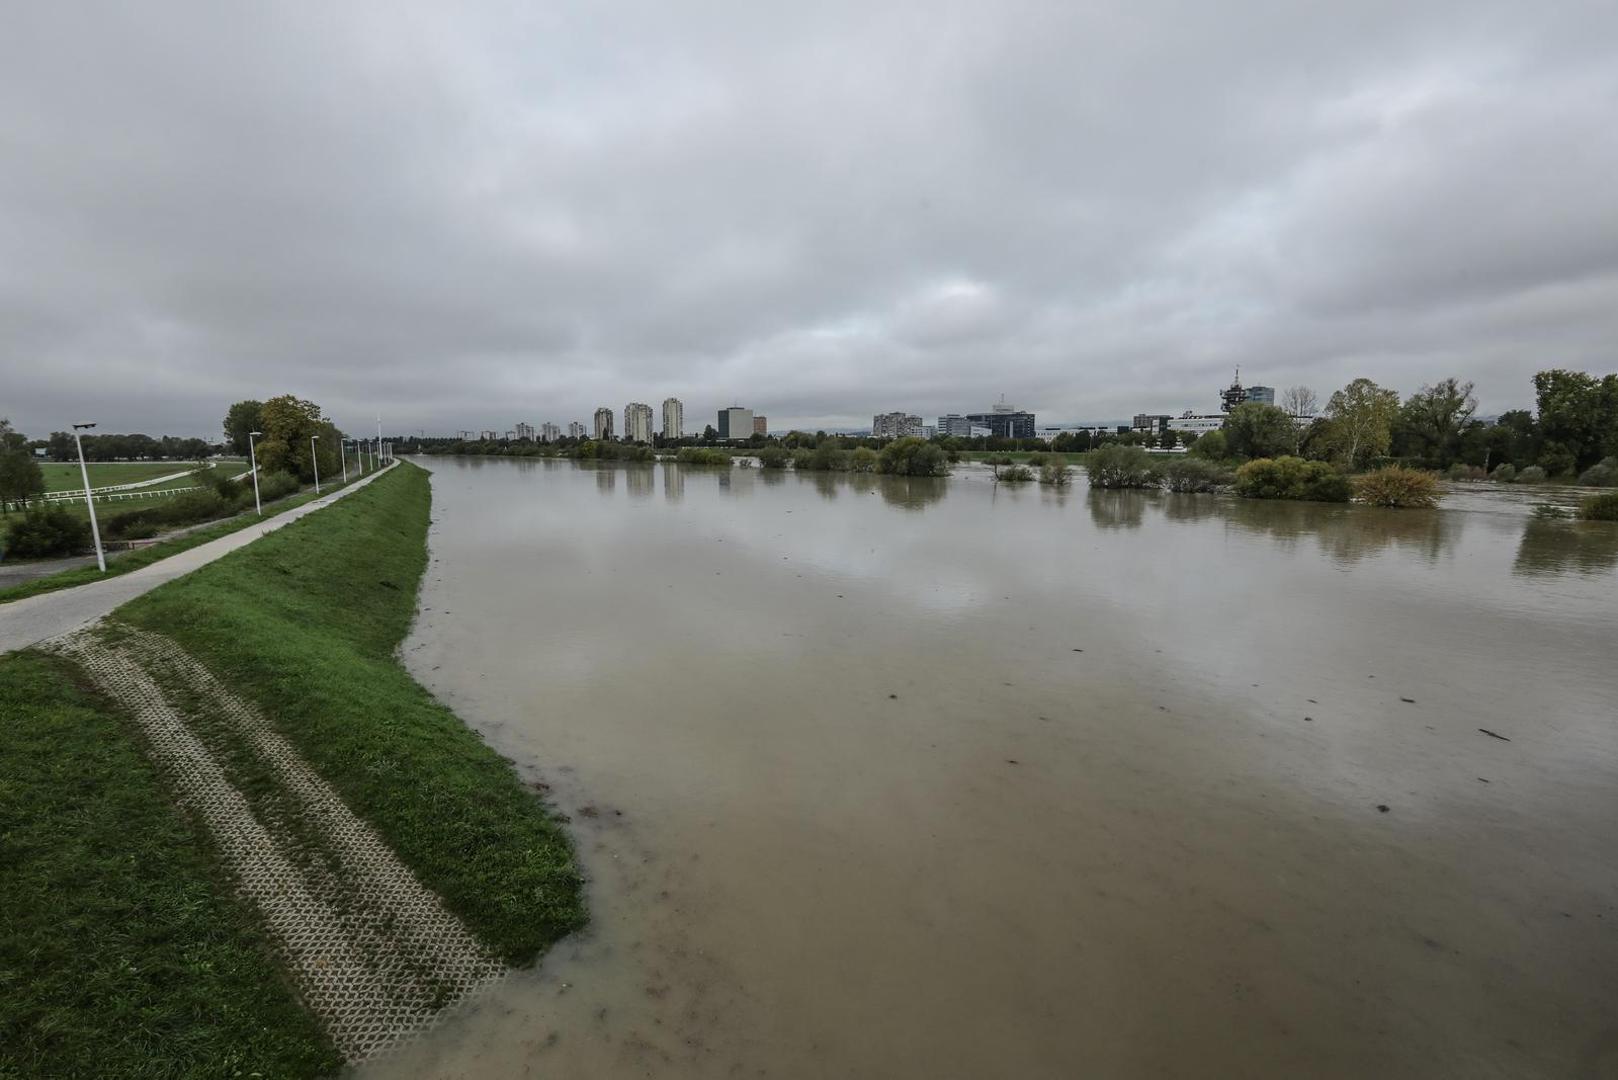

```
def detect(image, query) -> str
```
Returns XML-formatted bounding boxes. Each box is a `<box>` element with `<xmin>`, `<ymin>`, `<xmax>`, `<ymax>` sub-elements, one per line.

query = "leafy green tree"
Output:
<box><xmin>222</xmin><ymin>400</ymin><xmax>265</xmax><ymax>456</ymax></box>
<box><xmin>1323</xmin><ymin>378</ymin><xmax>1400</xmax><ymax>467</ymax></box>
<box><xmin>0</xmin><ymin>417</ymin><xmax>26</xmax><ymax>453</ymax></box>
<box><xmin>257</xmin><ymin>395</ymin><xmax>339</xmax><ymax>481</ymax></box>
<box><xmin>877</xmin><ymin>437</ymin><xmax>948</xmax><ymax>476</ymax></box>
<box><xmin>1532</xmin><ymin>368</ymin><xmax>1618</xmax><ymax>470</ymax></box>
<box><xmin>0</xmin><ymin>449</ymin><xmax>46</xmax><ymax>512</ymax></box>
<box><xmin>1395</xmin><ymin>378</ymin><xmax>1476</xmax><ymax>466</ymax></box>
<box><xmin>1224</xmin><ymin>402</ymin><xmax>1297</xmax><ymax>459</ymax></box>
<box><xmin>1536</xmin><ymin>441</ymin><xmax>1577</xmax><ymax>478</ymax></box>
<box><xmin>1158</xmin><ymin>428</ymin><xmax>1178</xmax><ymax>451</ymax></box>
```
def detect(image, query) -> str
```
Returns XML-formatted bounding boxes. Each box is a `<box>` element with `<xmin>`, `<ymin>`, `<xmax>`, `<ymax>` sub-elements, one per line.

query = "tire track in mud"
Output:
<box><xmin>50</xmin><ymin>622</ymin><xmax>507</xmax><ymax>1063</ymax></box>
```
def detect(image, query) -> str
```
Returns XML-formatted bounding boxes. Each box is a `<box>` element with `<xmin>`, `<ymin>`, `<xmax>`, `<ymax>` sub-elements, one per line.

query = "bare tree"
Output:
<box><xmin>1282</xmin><ymin>385</ymin><xmax>1318</xmax><ymax>418</ymax></box>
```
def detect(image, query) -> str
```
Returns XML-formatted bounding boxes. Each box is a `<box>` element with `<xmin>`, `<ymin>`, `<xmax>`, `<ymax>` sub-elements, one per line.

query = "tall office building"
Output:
<box><xmin>964</xmin><ymin>399</ymin><xmax>1036</xmax><ymax>439</ymax></box>
<box><xmin>593</xmin><ymin>407</ymin><xmax>614</xmax><ymax>440</ymax></box>
<box><xmin>1245</xmin><ymin>385</ymin><xmax>1276</xmax><ymax>406</ymax></box>
<box><xmin>624</xmin><ymin>402</ymin><xmax>654</xmax><ymax>443</ymax></box>
<box><xmin>568</xmin><ymin>421</ymin><xmax>586</xmax><ymax>439</ymax></box>
<box><xmin>936</xmin><ymin>414</ymin><xmax>973</xmax><ymax>438</ymax></box>
<box><xmin>873</xmin><ymin>412</ymin><xmax>924</xmax><ymax>438</ymax></box>
<box><xmin>753</xmin><ymin>415</ymin><xmax>769</xmax><ymax>436</ymax></box>
<box><xmin>662</xmin><ymin>397</ymin><xmax>684</xmax><ymax>439</ymax></box>
<box><xmin>717</xmin><ymin>406</ymin><xmax>754</xmax><ymax>440</ymax></box>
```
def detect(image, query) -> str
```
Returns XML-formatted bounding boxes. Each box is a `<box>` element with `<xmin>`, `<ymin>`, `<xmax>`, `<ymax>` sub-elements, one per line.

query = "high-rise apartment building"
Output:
<box><xmin>568</xmin><ymin>421</ymin><xmax>586</xmax><ymax>439</ymax></box>
<box><xmin>624</xmin><ymin>402</ymin><xmax>654</xmax><ymax>443</ymax></box>
<box><xmin>662</xmin><ymin>397</ymin><xmax>684</xmax><ymax>438</ymax></box>
<box><xmin>514</xmin><ymin>422</ymin><xmax>535</xmax><ymax>441</ymax></box>
<box><xmin>872</xmin><ymin>412</ymin><xmax>924</xmax><ymax>438</ymax></box>
<box><xmin>753</xmin><ymin>415</ymin><xmax>769</xmax><ymax>436</ymax></box>
<box><xmin>717</xmin><ymin>406</ymin><xmax>754</xmax><ymax>440</ymax></box>
<box><xmin>541</xmin><ymin>422</ymin><xmax>560</xmax><ymax>442</ymax></box>
<box><xmin>593</xmin><ymin>407</ymin><xmax>614</xmax><ymax>440</ymax></box>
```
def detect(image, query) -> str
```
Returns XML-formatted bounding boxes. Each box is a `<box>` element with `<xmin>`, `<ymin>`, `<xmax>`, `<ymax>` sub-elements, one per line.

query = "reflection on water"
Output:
<box><xmin>375</xmin><ymin>459</ymin><xmax>1618</xmax><ymax>1080</ymax></box>
<box><xmin>1514</xmin><ymin>519</ymin><xmax>1618</xmax><ymax>577</ymax></box>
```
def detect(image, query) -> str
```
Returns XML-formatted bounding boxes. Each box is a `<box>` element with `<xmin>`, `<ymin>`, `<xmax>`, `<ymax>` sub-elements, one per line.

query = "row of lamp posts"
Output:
<box><xmin>73</xmin><ymin>422</ymin><xmax>394</xmax><ymax>576</ymax></box>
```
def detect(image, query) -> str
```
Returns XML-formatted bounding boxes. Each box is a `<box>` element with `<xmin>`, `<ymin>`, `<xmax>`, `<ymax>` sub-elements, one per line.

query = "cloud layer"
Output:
<box><xmin>4</xmin><ymin>0</ymin><xmax>1615</xmax><ymax>436</ymax></box>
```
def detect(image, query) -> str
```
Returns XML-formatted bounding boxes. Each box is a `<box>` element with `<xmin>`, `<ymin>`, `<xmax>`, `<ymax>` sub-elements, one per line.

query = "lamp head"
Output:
<box><xmin>72</xmin><ymin>422</ymin><xmax>97</xmax><ymax>431</ymax></box>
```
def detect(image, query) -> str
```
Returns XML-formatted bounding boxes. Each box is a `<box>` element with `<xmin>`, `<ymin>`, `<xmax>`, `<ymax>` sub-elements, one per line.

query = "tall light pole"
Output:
<box><xmin>310</xmin><ymin>434</ymin><xmax>321</xmax><ymax>494</ymax></box>
<box><xmin>248</xmin><ymin>430</ymin><xmax>263</xmax><ymax>516</ymax></box>
<box><xmin>71</xmin><ymin>422</ymin><xmax>107</xmax><ymax>573</ymax></box>
<box><xmin>340</xmin><ymin>437</ymin><xmax>349</xmax><ymax>484</ymax></box>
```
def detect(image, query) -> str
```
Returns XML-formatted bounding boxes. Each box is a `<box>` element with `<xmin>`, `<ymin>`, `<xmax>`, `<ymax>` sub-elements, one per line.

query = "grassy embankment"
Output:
<box><xmin>38</xmin><ymin>460</ymin><xmax>215</xmax><ymax>492</ymax></box>
<box><xmin>0</xmin><ymin>474</ymin><xmax>362</xmax><ymax>605</ymax></box>
<box><xmin>0</xmin><ymin>461</ymin><xmax>584</xmax><ymax>1078</ymax></box>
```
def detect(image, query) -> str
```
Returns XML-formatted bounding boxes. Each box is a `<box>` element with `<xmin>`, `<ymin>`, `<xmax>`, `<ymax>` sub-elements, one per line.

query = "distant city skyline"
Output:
<box><xmin>5</xmin><ymin>3</ymin><xmax>1614</xmax><ymax>439</ymax></box>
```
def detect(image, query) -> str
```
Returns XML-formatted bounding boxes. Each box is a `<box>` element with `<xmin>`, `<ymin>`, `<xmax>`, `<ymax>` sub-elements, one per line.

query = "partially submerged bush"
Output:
<box><xmin>1515</xmin><ymin>465</ymin><xmax>1548</xmax><ymax>484</ymax></box>
<box><xmin>803</xmin><ymin>444</ymin><xmax>851</xmax><ymax>472</ymax></box>
<box><xmin>1038</xmin><ymin>460</ymin><xmax>1072</xmax><ymax>486</ymax></box>
<box><xmin>1233</xmin><ymin>457</ymin><xmax>1351</xmax><ymax>502</ymax></box>
<box><xmin>877</xmin><ymin>438</ymin><xmax>948</xmax><ymax>477</ymax></box>
<box><xmin>756</xmin><ymin>447</ymin><xmax>790</xmax><ymax>469</ymax></box>
<box><xmin>1579</xmin><ymin>492</ymin><xmax>1618</xmax><ymax>521</ymax></box>
<box><xmin>849</xmin><ymin>447</ymin><xmax>879</xmax><ymax>473</ymax></box>
<box><xmin>996</xmin><ymin>464</ymin><xmax>1034</xmax><ymax>482</ymax></box>
<box><xmin>1578</xmin><ymin>457</ymin><xmax>1618</xmax><ymax>487</ymax></box>
<box><xmin>1159</xmin><ymin>457</ymin><xmax>1233</xmax><ymax>493</ymax></box>
<box><xmin>1490</xmin><ymin>463</ymin><xmax>1517</xmax><ymax>483</ymax></box>
<box><xmin>675</xmin><ymin>447</ymin><xmax>732</xmax><ymax>466</ymax></box>
<box><xmin>1531</xmin><ymin>502</ymin><xmax>1572</xmax><ymax>520</ymax></box>
<box><xmin>1446</xmin><ymin>463</ymin><xmax>1486</xmax><ymax>481</ymax></box>
<box><xmin>1353</xmin><ymin>465</ymin><xmax>1443</xmax><ymax>508</ymax></box>
<box><xmin>3</xmin><ymin>506</ymin><xmax>91</xmax><ymax>558</ymax></box>
<box><xmin>1086</xmin><ymin>445</ymin><xmax>1158</xmax><ymax>489</ymax></box>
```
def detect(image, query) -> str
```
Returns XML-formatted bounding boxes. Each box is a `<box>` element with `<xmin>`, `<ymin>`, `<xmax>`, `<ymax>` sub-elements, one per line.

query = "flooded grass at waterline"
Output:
<box><xmin>366</xmin><ymin>457</ymin><xmax>1618</xmax><ymax>1079</ymax></box>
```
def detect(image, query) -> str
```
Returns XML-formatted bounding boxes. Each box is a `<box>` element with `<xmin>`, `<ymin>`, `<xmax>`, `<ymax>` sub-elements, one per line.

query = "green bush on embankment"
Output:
<box><xmin>0</xmin><ymin>650</ymin><xmax>340</xmax><ymax>1077</ymax></box>
<box><xmin>116</xmin><ymin>461</ymin><xmax>585</xmax><ymax>961</ymax></box>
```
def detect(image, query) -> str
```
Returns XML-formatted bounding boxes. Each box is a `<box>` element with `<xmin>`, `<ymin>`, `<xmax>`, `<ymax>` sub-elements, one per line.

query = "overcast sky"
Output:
<box><xmin>4</xmin><ymin>1</ymin><xmax>1616</xmax><ymax>438</ymax></box>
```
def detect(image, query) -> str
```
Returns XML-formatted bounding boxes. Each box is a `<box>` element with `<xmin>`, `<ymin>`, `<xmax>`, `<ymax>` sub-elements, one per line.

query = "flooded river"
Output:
<box><xmin>366</xmin><ymin>459</ymin><xmax>1618</xmax><ymax>1079</ymax></box>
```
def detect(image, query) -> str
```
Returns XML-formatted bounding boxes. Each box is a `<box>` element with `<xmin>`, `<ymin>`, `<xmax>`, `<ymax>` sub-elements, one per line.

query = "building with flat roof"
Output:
<box><xmin>1245</xmin><ymin>385</ymin><xmax>1275</xmax><ymax>406</ymax></box>
<box><xmin>964</xmin><ymin>399</ymin><xmax>1036</xmax><ymax>439</ymax></box>
<box><xmin>624</xmin><ymin>402</ymin><xmax>653</xmax><ymax>443</ymax></box>
<box><xmin>753</xmin><ymin>415</ymin><xmax>769</xmax><ymax>436</ymax></box>
<box><xmin>936</xmin><ymin>414</ymin><xmax>973</xmax><ymax>438</ymax></box>
<box><xmin>541</xmin><ymin>422</ymin><xmax>560</xmax><ymax>442</ymax></box>
<box><xmin>1132</xmin><ymin>414</ymin><xmax>1172</xmax><ymax>433</ymax></box>
<box><xmin>716</xmin><ymin>406</ymin><xmax>754</xmax><ymax>440</ymax></box>
<box><xmin>514</xmin><ymin>422</ymin><xmax>535</xmax><ymax>441</ymax></box>
<box><xmin>662</xmin><ymin>397</ymin><xmax>684</xmax><ymax>439</ymax></box>
<box><xmin>593</xmin><ymin>407</ymin><xmax>614</xmax><ymax>440</ymax></box>
<box><xmin>873</xmin><ymin>411</ymin><xmax>924</xmax><ymax>438</ymax></box>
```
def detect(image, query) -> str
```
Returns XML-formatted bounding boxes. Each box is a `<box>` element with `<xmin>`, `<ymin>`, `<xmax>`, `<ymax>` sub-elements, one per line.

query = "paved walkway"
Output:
<box><xmin>0</xmin><ymin>463</ymin><xmax>395</xmax><ymax>655</ymax></box>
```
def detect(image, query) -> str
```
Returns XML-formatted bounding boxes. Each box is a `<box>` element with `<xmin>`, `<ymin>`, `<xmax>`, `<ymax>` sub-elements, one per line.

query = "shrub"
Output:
<box><xmin>1446</xmin><ymin>463</ymin><xmax>1486</xmax><ymax>481</ymax></box>
<box><xmin>804</xmin><ymin>445</ymin><xmax>851</xmax><ymax>472</ymax></box>
<box><xmin>1189</xmin><ymin>429</ymin><xmax>1228</xmax><ymax>460</ymax></box>
<box><xmin>878</xmin><ymin>438</ymin><xmax>948</xmax><ymax>477</ymax></box>
<box><xmin>1233</xmin><ymin>457</ymin><xmax>1351</xmax><ymax>502</ymax></box>
<box><xmin>1531</xmin><ymin>503</ymin><xmax>1571</xmax><ymax>521</ymax></box>
<box><xmin>103</xmin><ymin>506</ymin><xmax>165</xmax><ymax>540</ymax></box>
<box><xmin>161</xmin><ymin>488</ymin><xmax>230</xmax><ymax>524</ymax></box>
<box><xmin>255</xmin><ymin>470</ymin><xmax>299</xmax><ymax>501</ymax></box>
<box><xmin>1577</xmin><ymin>457</ymin><xmax>1618</xmax><ymax>487</ymax></box>
<box><xmin>1535</xmin><ymin>442</ymin><xmax>1577</xmax><ymax>478</ymax></box>
<box><xmin>1353</xmin><ymin>466</ymin><xmax>1443</xmax><ymax>508</ymax></box>
<box><xmin>3</xmin><ymin>506</ymin><xmax>91</xmax><ymax>558</ymax></box>
<box><xmin>1159</xmin><ymin>458</ymin><xmax>1233</xmax><ymax>493</ymax></box>
<box><xmin>675</xmin><ymin>447</ymin><xmax>732</xmax><ymax>466</ymax></box>
<box><xmin>849</xmin><ymin>447</ymin><xmax>879</xmax><ymax>473</ymax></box>
<box><xmin>997</xmin><ymin>464</ymin><xmax>1034</xmax><ymax>482</ymax></box>
<box><xmin>1579</xmin><ymin>492</ymin><xmax>1618</xmax><ymax>521</ymax></box>
<box><xmin>1515</xmin><ymin>465</ymin><xmax>1547</xmax><ymax>484</ymax></box>
<box><xmin>1490</xmin><ymin>463</ymin><xmax>1517</xmax><ymax>483</ymax></box>
<box><xmin>1038</xmin><ymin>461</ymin><xmax>1072</xmax><ymax>486</ymax></box>
<box><xmin>1086</xmin><ymin>445</ymin><xmax>1159</xmax><ymax>489</ymax></box>
<box><xmin>756</xmin><ymin>447</ymin><xmax>790</xmax><ymax>469</ymax></box>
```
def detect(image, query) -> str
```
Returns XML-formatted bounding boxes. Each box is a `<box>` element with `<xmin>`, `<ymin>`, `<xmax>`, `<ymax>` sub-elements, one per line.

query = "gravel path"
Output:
<box><xmin>0</xmin><ymin>463</ymin><xmax>394</xmax><ymax>655</ymax></box>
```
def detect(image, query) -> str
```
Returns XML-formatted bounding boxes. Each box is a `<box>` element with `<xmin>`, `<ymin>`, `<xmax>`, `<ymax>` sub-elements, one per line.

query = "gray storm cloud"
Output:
<box><xmin>2</xmin><ymin>0</ymin><xmax>1615</xmax><ymax>437</ymax></box>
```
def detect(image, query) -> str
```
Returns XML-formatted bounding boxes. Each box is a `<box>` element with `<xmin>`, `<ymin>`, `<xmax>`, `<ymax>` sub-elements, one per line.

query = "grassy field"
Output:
<box><xmin>0</xmin><ymin>650</ymin><xmax>341</xmax><ymax>1078</ymax></box>
<box><xmin>1</xmin><ymin>461</ymin><xmax>583</xmax><ymax>1076</ymax></box>
<box><xmin>39</xmin><ymin>460</ymin><xmax>208</xmax><ymax>492</ymax></box>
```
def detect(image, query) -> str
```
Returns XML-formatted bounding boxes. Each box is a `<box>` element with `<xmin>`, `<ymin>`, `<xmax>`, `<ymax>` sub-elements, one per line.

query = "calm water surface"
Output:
<box><xmin>364</xmin><ymin>458</ymin><xmax>1618</xmax><ymax>1079</ymax></box>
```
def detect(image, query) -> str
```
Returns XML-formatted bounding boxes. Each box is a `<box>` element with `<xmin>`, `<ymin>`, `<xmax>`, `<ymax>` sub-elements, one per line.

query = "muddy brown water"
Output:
<box><xmin>363</xmin><ymin>459</ymin><xmax>1618</xmax><ymax>1079</ymax></box>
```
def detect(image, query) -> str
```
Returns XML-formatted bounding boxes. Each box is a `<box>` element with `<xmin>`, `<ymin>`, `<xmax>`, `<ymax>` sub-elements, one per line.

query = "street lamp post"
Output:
<box><xmin>248</xmin><ymin>430</ymin><xmax>263</xmax><ymax>515</ymax></box>
<box><xmin>311</xmin><ymin>434</ymin><xmax>321</xmax><ymax>494</ymax></box>
<box><xmin>71</xmin><ymin>422</ymin><xmax>107</xmax><ymax>573</ymax></box>
<box><xmin>341</xmin><ymin>437</ymin><xmax>349</xmax><ymax>484</ymax></box>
